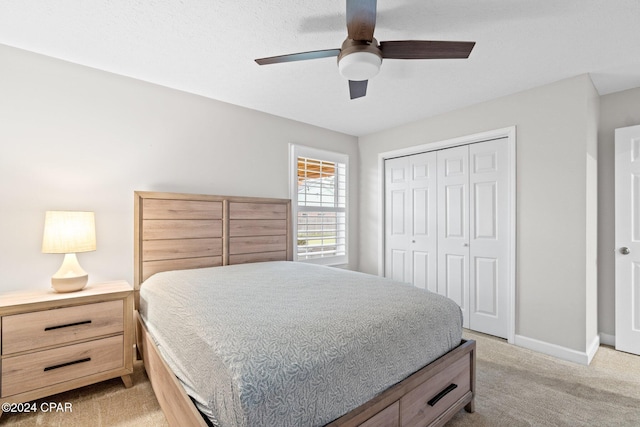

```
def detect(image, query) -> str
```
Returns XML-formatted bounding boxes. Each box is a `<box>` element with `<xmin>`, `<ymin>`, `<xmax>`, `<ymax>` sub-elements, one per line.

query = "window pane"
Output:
<box><xmin>297</xmin><ymin>156</ymin><xmax>346</xmax><ymax>208</ymax></box>
<box><xmin>296</xmin><ymin>211</ymin><xmax>346</xmax><ymax>260</ymax></box>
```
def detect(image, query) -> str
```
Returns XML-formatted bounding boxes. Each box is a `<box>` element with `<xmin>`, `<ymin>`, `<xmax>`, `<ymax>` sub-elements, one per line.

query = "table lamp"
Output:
<box><xmin>42</xmin><ymin>211</ymin><xmax>96</xmax><ymax>292</ymax></box>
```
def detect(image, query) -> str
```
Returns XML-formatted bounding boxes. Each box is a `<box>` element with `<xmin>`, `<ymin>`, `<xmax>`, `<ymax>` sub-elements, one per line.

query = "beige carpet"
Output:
<box><xmin>2</xmin><ymin>331</ymin><xmax>639</xmax><ymax>426</ymax></box>
<box><xmin>0</xmin><ymin>359</ymin><xmax>167</xmax><ymax>427</ymax></box>
<box><xmin>450</xmin><ymin>331</ymin><xmax>640</xmax><ymax>427</ymax></box>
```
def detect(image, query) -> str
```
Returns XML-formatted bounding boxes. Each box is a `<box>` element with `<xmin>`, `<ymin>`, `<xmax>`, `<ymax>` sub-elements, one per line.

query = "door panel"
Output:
<box><xmin>469</xmin><ymin>139</ymin><xmax>510</xmax><ymax>338</ymax></box>
<box><xmin>412</xmin><ymin>161</ymin><xmax>429</xmax><ymax>180</ymax></box>
<box><xmin>634</xmin><ymin>174</ymin><xmax>640</xmax><ymax>241</ymax></box>
<box><xmin>410</xmin><ymin>152</ymin><xmax>438</xmax><ymax>291</ymax></box>
<box><xmin>391</xmin><ymin>249</ymin><xmax>407</xmax><ymax>283</ymax></box>
<box><xmin>474</xmin><ymin>182</ymin><xmax>497</xmax><ymax>239</ymax></box>
<box><xmin>385</xmin><ymin>157</ymin><xmax>410</xmax><ymax>283</ymax></box>
<box><xmin>615</xmin><ymin>124</ymin><xmax>640</xmax><ymax>355</ymax></box>
<box><xmin>634</xmin><ymin>263</ymin><xmax>640</xmax><ymax>331</ymax></box>
<box><xmin>438</xmin><ymin>146</ymin><xmax>470</xmax><ymax>327</ymax></box>
<box><xmin>385</xmin><ymin>153</ymin><xmax>437</xmax><ymax>289</ymax></box>
<box><xmin>391</xmin><ymin>191</ymin><xmax>406</xmax><ymax>235</ymax></box>
<box><xmin>445</xmin><ymin>254</ymin><xmax>466</xmax><ymax>312</ymax></box>
<box><xmin>413</xmin><ymin>188</ymin><xmax>429</xmax><ymax>236</ymax></box>
<box><xmin>413</xmin><ymin>251</ymin><xmax>431</xmax><ymax>291</ymax></box>
<box><xmin>474</xmin><ymin>257</ymin><xmax>498</xmax><ymax>315</ymax></box>
<box><xmin>445</xmin><ymin>156</ymin><xmax>465</xmax><ymax>176</ymax></box>
<box><xmin>445</xmin><ymin>185</ymin><xmax>466</xmax><ymax>238</ymax></box>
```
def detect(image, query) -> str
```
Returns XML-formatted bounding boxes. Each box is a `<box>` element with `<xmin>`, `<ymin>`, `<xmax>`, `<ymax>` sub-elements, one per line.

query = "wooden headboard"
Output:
<box><xmin>134</xmin><ymin>191</ymin><xmax>292</xmax><ymax>293</ymax></box>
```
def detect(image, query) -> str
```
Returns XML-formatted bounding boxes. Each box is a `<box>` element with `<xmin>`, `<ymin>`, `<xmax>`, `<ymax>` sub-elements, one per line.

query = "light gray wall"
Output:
<box><xmin>358</xmin><ymin>74</ymin><xmax>599</xmax><ymax>353</ymax></box>
<box><xmin>0</xmin><ymin>44</ymin><xmax>359</xmax><ymax>293</ymax></box>
<box><xmin>597</xmin><ymin>87</ymin><xmax>640</xmax><ymax>338</ymax></box>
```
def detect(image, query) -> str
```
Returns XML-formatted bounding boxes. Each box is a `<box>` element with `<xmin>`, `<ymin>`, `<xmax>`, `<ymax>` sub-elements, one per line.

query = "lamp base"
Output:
<box><xmin>51</xmin><ymin>253</ymin><xmax>89</xmax><ymax>293</ymax></box>
<box><xmin>52</xmin><ymin>274</ymin><xmax>88</xmax><ymax>293</ymax></box>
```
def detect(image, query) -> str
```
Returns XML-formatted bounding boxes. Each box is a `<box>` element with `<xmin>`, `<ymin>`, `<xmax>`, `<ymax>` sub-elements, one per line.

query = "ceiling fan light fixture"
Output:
<box><xmin>338</xmin><ymin>51</ymin><xmax>381</xmax><ymax>81</ymax></box>
<box><xmin>255</xmin><ymin>3</ymin><xmax>476</xmax><ymax>100</ymax></box>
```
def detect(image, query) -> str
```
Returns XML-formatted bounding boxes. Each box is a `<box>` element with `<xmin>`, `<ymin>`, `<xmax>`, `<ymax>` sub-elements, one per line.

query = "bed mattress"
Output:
<box><xmin>139</xmin><ymin>261</ymin><xmax>462</xmax><ymax>427</ymax></box>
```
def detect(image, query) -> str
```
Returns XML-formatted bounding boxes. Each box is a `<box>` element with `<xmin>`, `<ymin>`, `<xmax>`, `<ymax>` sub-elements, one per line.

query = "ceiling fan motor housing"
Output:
<box><xmin>338</xmin><ymin>38</ymin><xmax>382</xmax><ymax>81</ymax></box>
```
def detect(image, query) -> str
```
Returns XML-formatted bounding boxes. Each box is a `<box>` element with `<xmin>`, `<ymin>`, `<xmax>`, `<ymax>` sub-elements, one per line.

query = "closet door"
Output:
<box><xmin>385</xmin><ymin>156</ymin><xmax>411</xmax><ymax>282</ymax></box>
<box><xmin>469</xmin><ymin>139</ymin><xmax>510</xmax><ymax>338</ymax></box>
<box><xmin>385</xmin><ymin>139</ymin><xmax>511</xmax><ymax>339</ymax></box>
<box><xmin>437</xmin><ymin>146</ymin><xmax>470</xmax><ymax>328</ymax></box>
<box><xmin>384</xmin><ymin>153</ymin><xmax>437</xmax><ymax>291</ymax></box>
<box><xmin>409</xmin><ymin>152</ymin><xmax>438</xmax><ymax>291</ymax></box>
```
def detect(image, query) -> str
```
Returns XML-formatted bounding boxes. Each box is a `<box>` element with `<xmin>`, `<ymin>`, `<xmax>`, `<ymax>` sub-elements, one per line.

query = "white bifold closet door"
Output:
<box><xmin>385</xmin><ymin>139</ymin><xmax>510</xmax><ymax>339</ymax></box>
<box><xmin>385</xmin><ymin>152</ymin><xmax>438</xmax><ymax>293</ymax></box>
<box><xmin>437</xmin><ymin>145</ymin><xmax>470</xmax><ymax>326</ymax></box>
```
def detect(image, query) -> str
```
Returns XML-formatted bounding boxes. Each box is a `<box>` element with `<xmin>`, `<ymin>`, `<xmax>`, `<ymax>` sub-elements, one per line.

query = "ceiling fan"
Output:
<box><xmin>255</xmin><ymin>0</ymin><xmax>475</xmax><ymax>100</ymax></box>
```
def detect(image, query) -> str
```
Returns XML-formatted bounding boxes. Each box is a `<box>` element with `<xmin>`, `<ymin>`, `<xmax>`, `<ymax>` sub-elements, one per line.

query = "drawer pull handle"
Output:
<box><xmin>428</xmin><ymin>383</ymin><xmax>458</xmax><ymax>407</ymax></box>
<box><xmin>44</xmin><ymin>357</ymin><xmax>91</xmax><ymax>372</ymax></box>
<box><xmin>44</xmin><ymin>320</ymin><xmax>92</xmax><ymax>331</ymax></box>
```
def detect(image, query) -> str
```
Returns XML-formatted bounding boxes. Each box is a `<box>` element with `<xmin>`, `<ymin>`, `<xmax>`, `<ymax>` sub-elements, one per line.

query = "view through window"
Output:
<box><xmin>292</xmin><ymin>147</ymin><xmax>348</xmax><ymax>265</ymax></box>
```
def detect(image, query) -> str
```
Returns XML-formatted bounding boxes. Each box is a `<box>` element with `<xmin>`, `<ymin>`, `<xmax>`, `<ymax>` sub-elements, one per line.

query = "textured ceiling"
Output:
<box><xmin>1</xmin><ymin>0</ymin><xmax>639</xmax><ymax>136</ymax></box>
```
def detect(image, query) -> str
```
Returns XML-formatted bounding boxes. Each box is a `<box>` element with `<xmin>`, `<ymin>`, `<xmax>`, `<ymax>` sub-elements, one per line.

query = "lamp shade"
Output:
<box><xmin>338</xmin><ymin>51</ymin><xmax>382</xmax><ymax>81</ymax></box>
<box><xmin>42</xmin><ymin>211</ymin><xmax>96</xmax><ymax>254</ymax></box>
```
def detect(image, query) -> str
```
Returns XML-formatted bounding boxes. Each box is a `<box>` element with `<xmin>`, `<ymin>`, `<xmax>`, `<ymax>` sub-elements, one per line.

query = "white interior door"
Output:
<box><xmin>615</xmin><ymin>124</ymin><xmax>640</xmax><ymax>355</ymax></box>
<box><xmin>410</xmin><ymin>152</ymin><xmax>438</xmax><ymax>292</ymax></box>
<box><xmin>384</xmin><ymin>153</ymin><xmax>437</xmax><ymax>290</ymax></box>
<box><xmin>468</xmin><ymin>139</ymin><xmax>510</xmax><ymax>338</ymax></box>
<box><xmin>437</xmin><ymin>145</ymin><xmax>470</xmax><ymax>328</ymax></box>
<box><xmin>385</xmin><ymin>156</ymin><xmax>410</xmax><ymax>283</ymax></box>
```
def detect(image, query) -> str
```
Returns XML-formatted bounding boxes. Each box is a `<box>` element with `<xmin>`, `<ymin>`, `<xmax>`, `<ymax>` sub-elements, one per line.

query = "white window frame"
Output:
<box><xmin>289</xmin><ymin>144</ymin><xmax>349</xmax><ymax>266</ymax></box>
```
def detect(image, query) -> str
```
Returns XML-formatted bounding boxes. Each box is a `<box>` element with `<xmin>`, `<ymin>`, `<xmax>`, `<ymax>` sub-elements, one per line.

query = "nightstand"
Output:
<box><xmin>0</xmin><ymin>281</ymin><xmax>134</xmax><ymax>416</ymax></box>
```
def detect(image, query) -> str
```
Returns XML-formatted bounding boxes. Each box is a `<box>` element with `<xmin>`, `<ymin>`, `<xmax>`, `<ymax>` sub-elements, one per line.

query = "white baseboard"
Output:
<box><xmin>514</xmin><ymin>334</ymin><xmax>600</xmax><ymax>365</ymax></box>
<box><xmin>599</xmin><ymin>332</ymin><xmax>615</xmax><ymax>347</ymax></box>
<box><xmin>586</xmin><ymin>335</ymin><xmax>600</xmax><ymax>364</ymax></box>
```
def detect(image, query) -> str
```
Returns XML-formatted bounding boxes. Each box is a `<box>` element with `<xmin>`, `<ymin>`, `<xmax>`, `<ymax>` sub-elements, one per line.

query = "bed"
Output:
<box><xmin>133</xmin><ymin>191</ymin><xmax>476</xmax><ymax>427</ymax></box>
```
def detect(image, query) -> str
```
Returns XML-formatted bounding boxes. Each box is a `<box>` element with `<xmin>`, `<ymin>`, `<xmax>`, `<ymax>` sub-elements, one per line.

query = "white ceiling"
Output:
<box><xmin>1</xmin><ymin>0</ymin><xmax>640</xmax><ymax>136</ymax></box>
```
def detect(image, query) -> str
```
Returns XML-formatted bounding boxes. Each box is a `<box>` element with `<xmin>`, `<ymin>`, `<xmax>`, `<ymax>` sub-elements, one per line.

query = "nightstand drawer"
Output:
<box><xmin>2</xmin><ymin>300</ymin><xmax>123</xmax><ymax>355</ymax></box>
<box><xmin>1</xmin><ymin>334</ymin><xmax>124</xmax><ymax>397</ymax></box>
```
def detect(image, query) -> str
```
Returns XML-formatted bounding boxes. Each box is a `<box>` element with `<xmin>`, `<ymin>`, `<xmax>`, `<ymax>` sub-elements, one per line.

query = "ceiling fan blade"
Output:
<box><xmin>346</xmin><ymin>0</ymin><xmax>377</xmax><ymax>42</ymax></box>
<box><xmin>255</xmin><ymin>49</ymin><xmax>341</xmax><ymax>65</ymax></box>
<box><xmin>380</xmin><ymin>40</ymin><xmax>476</xmax><ymax>59</ymax></box>
<box><xmin>349</xmin><ymin>80</ymin><xmax>368</xmax><ymax>99</ymax></box>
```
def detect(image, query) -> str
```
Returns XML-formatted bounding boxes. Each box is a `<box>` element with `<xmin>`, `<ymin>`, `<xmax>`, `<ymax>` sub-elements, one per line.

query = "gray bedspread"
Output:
<box><xmin>139</xmin><ymin>261</ymin><xmax>462</xmax><ymax>427</ymax></box>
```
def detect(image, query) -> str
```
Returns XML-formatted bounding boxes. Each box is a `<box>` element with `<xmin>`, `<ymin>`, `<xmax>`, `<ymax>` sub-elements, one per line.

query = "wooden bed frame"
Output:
<box><xmin>133</xmin><ymin>191</ymin><xmax>475</xmax><ymax>427</ymax></box>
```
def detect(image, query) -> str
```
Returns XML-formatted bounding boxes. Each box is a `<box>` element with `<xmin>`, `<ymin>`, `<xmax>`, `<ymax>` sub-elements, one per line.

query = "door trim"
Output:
<box><xmin>377</xmin><ymin>126</ymin><xmax>516</xmax><ymax>344</ymax></box>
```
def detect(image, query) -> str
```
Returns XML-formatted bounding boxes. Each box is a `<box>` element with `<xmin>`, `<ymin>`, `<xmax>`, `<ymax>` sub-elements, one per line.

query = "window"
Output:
<box><xmin>290</xmin><ymin>144</ymin><xmax>348</xmax><ymax>265</ymax></box>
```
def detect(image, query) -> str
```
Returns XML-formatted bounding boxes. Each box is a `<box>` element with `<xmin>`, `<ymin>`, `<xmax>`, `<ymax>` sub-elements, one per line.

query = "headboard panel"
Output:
<box><xmin>228</xmin><ymin>201</ymin><xmax>289</xmax><ymax>265</ymax></box>
<box><xmin>134</xmin><ymin>191</ymin><xmax>292</xmax><ymax>295</ymax></box>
